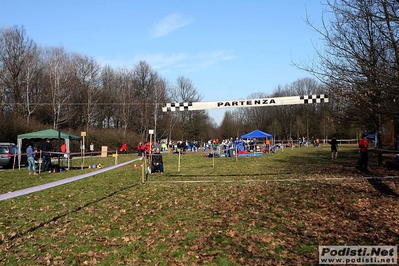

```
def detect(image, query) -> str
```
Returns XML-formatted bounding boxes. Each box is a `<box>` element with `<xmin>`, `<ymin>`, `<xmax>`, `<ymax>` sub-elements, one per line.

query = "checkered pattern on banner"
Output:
<box><xmin>163</xmin><ymin>102</ymin><xmax>193</xmax><ymax>111</ymax></box>
<box><xmin>300</xmin><ymin>94</ymin><xmax>329</xmax><ymax>104</ymax></box>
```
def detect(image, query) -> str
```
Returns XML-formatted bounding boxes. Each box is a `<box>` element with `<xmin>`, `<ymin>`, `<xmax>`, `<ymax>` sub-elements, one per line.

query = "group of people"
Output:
<box><xmin>168</xmin><ymin>140</ymin><xmax>200</xmax><ymax>153</ymax></box>
<box><xmin>221</xmin><ymin>138</ymin><xmax>234</xmax><ymax>157</ymax></box>
<box><xmin>298</xmin><ymin>136</ymin><xmax>320</xmax><ymax>147</ymax></box>
<box><xmin>137</xmin><ymin>142</ymin><xmax>164</xmax><ymax>173</ymax></box>
<box><xmin>329</xmin><ymin>134</ymin><xmax>369</xmax><ymax>171</ymax></box>
<box><xmin>137</xmin><ymin>142</ymin><xmax>150</xmax><ymax>157</ymax></box>
<box><xmin>24</xmin><ymin>133</ymin><xmax>377</xmax><ymax>176</ymax></box>
<box><xmin>202</xmin><ymin>138</ymin><xmax>282</xmax><ymax>156</ymax></box>
<box><xmin>26</xmin><ymin>138</ymin><xmax>52</xmax><ymax>175</ymax></box>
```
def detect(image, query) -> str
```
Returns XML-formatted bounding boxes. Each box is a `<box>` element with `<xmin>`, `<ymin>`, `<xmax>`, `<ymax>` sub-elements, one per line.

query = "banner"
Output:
<box><xmin>163</xmin><ymin>94</ymin><xmax>329</xmax><ymax>112</ymax></box>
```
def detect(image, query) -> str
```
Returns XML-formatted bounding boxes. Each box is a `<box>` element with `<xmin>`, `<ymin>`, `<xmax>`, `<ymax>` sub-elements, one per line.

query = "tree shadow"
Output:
<box><xmin>367</xmin><ymin>177</ymin><xmax>399</xmax><ymax>197</ymax></box>
<box><xmin>0</xmin><ymin>183</ymin><xmax>140</xmax><ymax>244</ymax></box>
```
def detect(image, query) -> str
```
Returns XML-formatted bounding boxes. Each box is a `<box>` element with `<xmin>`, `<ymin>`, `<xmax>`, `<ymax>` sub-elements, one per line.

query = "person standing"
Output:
<box><xmin>26</xmin><ymin>143</ymin><xmax>37</xmax><ymax>175</ymax></box>
<box><xmin>358</xmin><ymin>134</ymin><xmax>369</xmax><ymax>171</ymax></box>
<box><xmin>192</xmin><ymin>140</ymin><xmax>198</xmax><ymax>152</ymax></box>
<box><xmin>137</xmin><ymin>142</ymin><xmax>142</xmax><ymax>157</ymax></box>
<box><xmin>60</xmin><ymin>143</ymin><xmax>67</xmax><ymax>158</ymax></box>
<box><xmin>41</xmin><ymin>138</ymin><xmax>52</xmax><ymax>172</ymax></box>
<box><xmin>225</xmin><ymin>139</ymin><xmax>230</xmax><ymax>157</ymax></box>
<box><xmin>266</xmin><ymin>138</ymin><xmax>271</xmax><ymax>152</ymax></box>
<box><xmin>155</xmin><ymin>141</ymin><xmax>161</xmax><ymax>151</ymax></box>
<box><xmin>330</xmin><ymin>137</ymin><xmax>338</xmax><ymax>159</ymax></box>
<box><xmin>161</xmin><ymin>142</ymin><xmax>167</xmax><ymax>152</ymax></box>
<box><xmin>89</xmin><ymin>142</ymin><xmax>94</xmax><ymax>156</ymax></box>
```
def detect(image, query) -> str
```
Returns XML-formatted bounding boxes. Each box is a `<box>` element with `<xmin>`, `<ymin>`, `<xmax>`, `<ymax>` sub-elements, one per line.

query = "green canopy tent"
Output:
<box><xmin>17</xmin><ymin>129</ymin><xmax>82</xmax><ymax>170</ymax></box>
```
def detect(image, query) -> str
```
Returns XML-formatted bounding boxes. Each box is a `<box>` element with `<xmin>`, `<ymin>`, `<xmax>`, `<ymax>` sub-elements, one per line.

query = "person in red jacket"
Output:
<box><xmin>358</xmin><ymin>133</ymin><xmax>368</xmax><ymax>171</ymax></box>
<box><xmin>60</xmin><ymin>143</ymin><xmax>67</xmax><ymax>158</ymax></box>
<box><xmin>120</xmin><ymin>143</ymin><xmax>127</xmax><ymax>154</ymax></box>
<box><xmin>146</xmin><ymin>142</ymin><xmax>151</xmax><ymax>155</ymax></box>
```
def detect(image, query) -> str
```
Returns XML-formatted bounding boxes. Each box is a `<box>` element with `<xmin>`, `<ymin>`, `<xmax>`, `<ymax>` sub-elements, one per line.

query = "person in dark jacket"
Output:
<box><xmin>137</xmin><ymin>142</ymin><xmax>143</xmax><ymax>157</ymax></box>
<box><xmin>330</xmin><ymin>137</ymin><xmax>338</xmax><ymax>160</ymax></box>
<box><xmin>151</xmin><ymin>147</ymin><xmax>164</xmax><ymax>173</ymax></box>
<box><xmin>41</xmin><ymin>138</ymin><xmax>52</xmax><ymax>172</ymax></box>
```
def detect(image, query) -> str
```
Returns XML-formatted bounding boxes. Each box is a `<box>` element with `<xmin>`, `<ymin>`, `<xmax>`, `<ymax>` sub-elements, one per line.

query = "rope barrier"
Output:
<box><xmin>149</xmin><ymin>175</ymin><xmax>399</xmax><ymax>184</ymax></box>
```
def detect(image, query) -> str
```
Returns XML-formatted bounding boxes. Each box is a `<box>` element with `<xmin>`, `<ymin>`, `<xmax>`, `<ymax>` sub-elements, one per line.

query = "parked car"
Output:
<box><xmin>0</xmin><ymin>142</ymin><xmax>26</xmax><ymax>168</ymax></box>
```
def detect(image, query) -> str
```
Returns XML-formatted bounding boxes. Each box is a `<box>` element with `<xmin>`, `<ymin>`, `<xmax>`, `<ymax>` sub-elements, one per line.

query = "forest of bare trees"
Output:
<box><xmin>0</xmin><ymin>26</ymin><xmax>218</xmax><ymax>148</ymax></box>
<box><xmin>1</xmin><ymin>0</ymin><xmax>398</xmax><ymax>150</ymax></box>
<box><xmin>299</xmin><ymin>0</ymin><xmax>399</xmax><ymax>146</ymax></box>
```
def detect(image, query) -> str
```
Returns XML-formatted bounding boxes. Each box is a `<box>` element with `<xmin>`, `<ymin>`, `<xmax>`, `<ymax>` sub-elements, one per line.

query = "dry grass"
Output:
<box><xmin>1</xmin><ymin>145</ymin><xmax>398</xmax><ymax>265</ymax></box>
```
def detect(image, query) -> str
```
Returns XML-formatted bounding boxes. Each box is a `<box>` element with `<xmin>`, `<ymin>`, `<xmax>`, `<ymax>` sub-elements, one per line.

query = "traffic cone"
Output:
<box><xmin>134</xmin><ymin>164</ymin><xmax>137</xmax><ymax>169</ymax></box>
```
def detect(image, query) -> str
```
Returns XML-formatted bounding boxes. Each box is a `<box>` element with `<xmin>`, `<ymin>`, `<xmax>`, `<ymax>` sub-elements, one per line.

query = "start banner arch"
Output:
<box><xmin>163</xmin><ymin>94</ymin><xmax>328</xmax><ymax>112</ymax></box>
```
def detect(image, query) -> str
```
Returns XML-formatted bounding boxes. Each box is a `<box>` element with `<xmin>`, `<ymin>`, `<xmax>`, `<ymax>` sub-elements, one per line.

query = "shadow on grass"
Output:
<box><xmin>165</xmin><ymin>172</ymin><xmax>293</xmax><ymax>178</ymax></box>
<box><xmin>366</xmin><ymin>178</ymin><xmax>399</xmax><ymax>197</ymax></box>
<box><xmin>0</xmin><ymin>182</ymin><xmax>141</xmax><ymax>245</ymax></box>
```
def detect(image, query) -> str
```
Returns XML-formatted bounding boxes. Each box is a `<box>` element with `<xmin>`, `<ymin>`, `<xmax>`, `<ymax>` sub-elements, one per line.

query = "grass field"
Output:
<box><xmin>1</xmin><ymin>145</ymin><xmax>398</xmax><ymax>265</ymax></box>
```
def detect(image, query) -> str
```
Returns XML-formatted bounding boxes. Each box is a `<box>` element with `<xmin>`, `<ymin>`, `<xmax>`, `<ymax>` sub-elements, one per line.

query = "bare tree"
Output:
<box><xmin>132</xmin><ymin>61</ymin><xmax>157</xmax><ymax>139</ymax></box>
<box><xmin>42</xmin><ymin>47</ymin><xmax>74</xmax><ymax>129</ymax></box>
<box><xmin>114</xmin><ymin>67</ymin><xmax>134</xmax><ymax>137</ymax></box>
<box><xmin>151</xmin><ymin>78</ymin><xmax>168</xmax><ymax>142</ymax></box>
<box><xmin>70</xmin><ymin>53</ymin><xmax>101</xmax><ymax>133</ymax></box>
<box><xmin>0</xmin><ymin>26</ymin><xmax>40</xmax><ymax>121</ymax></box>
<box><xmin>299</xmin><ymin>0</ymin><xmax>399</xmax><ymax>136</ymax></box>
<box><xmin>269</xmin><ymin>85</ymin><xmax>296</xmax><ymax>140</ymax></box>
<box><xmin>98</xmin><ymin>65</ymin><xmax>118</xmax><ymax>128</ymax></box>
<box><xmin>291</xmin><ymin>78</ymin><xmax>326</xmax><ymax>141</ymax></box>
<box><xmin>240</xmin><ymin>92</ymin><xmax>271</xmax><ymax>130</ymax></box>
<box><xmin>23</xmin><ymin>45</ymin><xmax>42</xmax><ymax>125</ymax></box>
<box><xmin>170</xmin><ymin>76</ymin><xmax>204</xmax><ymax>140</ymax></box>
<box><xmin>219</xmin><ymin>110</ymin><xmax>247</xmax><ymax>139</ymax></box>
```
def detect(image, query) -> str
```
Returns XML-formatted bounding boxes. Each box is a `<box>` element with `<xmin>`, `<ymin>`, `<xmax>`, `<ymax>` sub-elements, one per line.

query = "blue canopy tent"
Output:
<box><xmin>240</xmin><ymin>129</ymin><xmax>273</xmax><ymax>156</ymax></box>
<box><xmin>241</xmin><ymin>129</ymin><xmax>273</xmax><ymax>139</ymax></box>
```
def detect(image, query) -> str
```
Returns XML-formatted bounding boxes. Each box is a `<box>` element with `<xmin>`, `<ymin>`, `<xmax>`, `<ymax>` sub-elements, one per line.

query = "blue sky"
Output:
<box><xmin>0</xmin><ymin>0</ymin><xmax>325</xmax><ymax>124</ymax></box>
